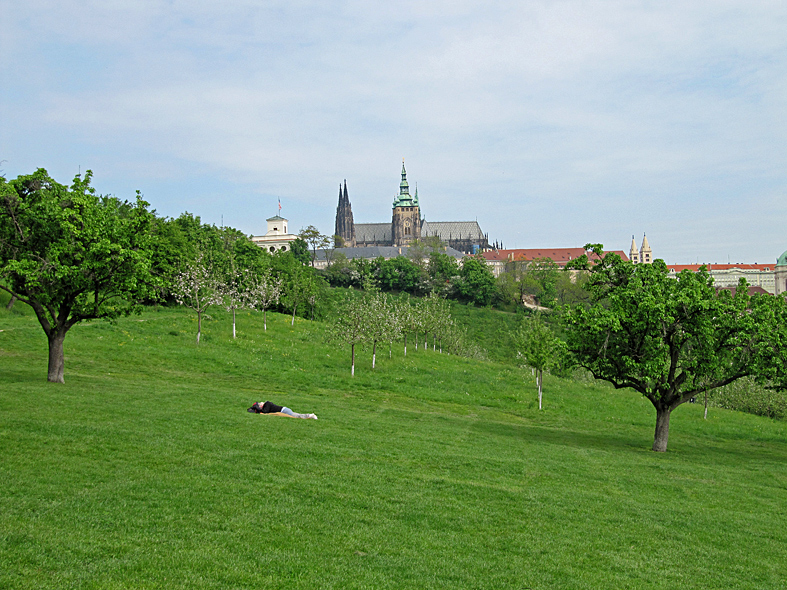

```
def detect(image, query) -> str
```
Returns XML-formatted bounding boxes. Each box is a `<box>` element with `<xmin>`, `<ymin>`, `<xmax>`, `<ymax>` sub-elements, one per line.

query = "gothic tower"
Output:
<box><xmin>629</xmin><ymin>236</ymin><xmax>640</xmax><ymax>264</ymax></box>
<box><xmin>391</xmin><ymin>160</ymin><xmax>420</xmax><ymax>247</ymax></box>
<box><xmin>640</xmin><ymin>234</ymin><xmax>652</xmax><ymax>264</ymax></box>
<box><xmin>334</xmin><ymin>179</ymin><xmax>355</xmax><ymax>247</ymax></box>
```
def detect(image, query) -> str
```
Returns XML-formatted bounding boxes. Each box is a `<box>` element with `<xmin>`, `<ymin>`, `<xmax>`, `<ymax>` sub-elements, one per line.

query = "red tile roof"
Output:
<box><xmin>481</xmin><ymin>248</ymin><xmax>629</xmax><ymax>265</ymax></box>
<box><xmin>668</xmin><ymin>263</ymin><xmax>774</xmax><ymax>272</ymax></box>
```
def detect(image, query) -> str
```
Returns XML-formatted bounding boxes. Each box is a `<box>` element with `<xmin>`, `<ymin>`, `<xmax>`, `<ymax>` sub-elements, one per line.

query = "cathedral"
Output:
<box><xmin>334</xmin><ymin>161</ymin><xmax>490</xmax><ymax>254</ymax></box>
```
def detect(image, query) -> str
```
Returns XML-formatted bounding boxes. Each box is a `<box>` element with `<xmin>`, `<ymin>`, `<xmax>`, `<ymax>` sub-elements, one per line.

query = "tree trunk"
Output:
<box><xmin>6</xmin><ymin>295</ymin><xmax>16</xmax><ymax>310</ymax></box>
<box><xmin>372</xmin><ymin>341</ymin><xmax>377</xmax><ymax>369</ymax></box>
<box><xmin>653</xmin><ymin>406</ymin><xmax>671</xmax><ymax>452</ymax></box>
<box><xmin>404</xmin><ymin>334</ymin><xmax>407</xmax><ymax>357</ymax></box>
<box><xmin>197</xmin><ymin>310</ymin><xmax>202</xmax><ymax>344</ymax></box>
<box><xmin>537</xmin><ymin>370</ymin><xmax>542</xmax><ymax>410</ymax></box>
<box><xmin>291</xmin><ymin>303</ymin><xmax>297</xmax><ymax>326</ymax></box>
<box><xmin>232</xmin><ymin>308</ymin><xmax>236</xmax><ymax>339</ymax></box>
<box><xmin>47</xmin><ymin>331</ymin><xmax>66</xmax><ymax>383</ymax></box>
<box><xmin>351</xmin><ymin>343</ymin><xmax>355</xmax><ymax>377</ymax></box>
<box><xmin>424</xmin><ymin>333</ymin><xmax>427</xmax><ymax>350</ymax></box>
<box><xmin>704</xmin><ymin>391</ymin><xmax>708</xmax><ymax>420</ymax></box>
<box><xmin>389</xmin><ymin>342</ymin><xmax>392</xmax><ymax>359</ymax></box>
<box><xmin>263</xmin><ymin>309</ymin><xmax>267</xmax><ymax>331</ymax></box>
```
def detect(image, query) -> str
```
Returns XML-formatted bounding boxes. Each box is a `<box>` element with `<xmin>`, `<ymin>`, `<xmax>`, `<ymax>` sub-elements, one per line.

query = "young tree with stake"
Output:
<box><xmin>512</xmin><ymin>314</ymin><xmax>564</xmax><ymax>410</ymax></box>
<box><xmin>171</xmin><ymin>252</ymin><xmax>223</xmax><ymax>344</ymax></box>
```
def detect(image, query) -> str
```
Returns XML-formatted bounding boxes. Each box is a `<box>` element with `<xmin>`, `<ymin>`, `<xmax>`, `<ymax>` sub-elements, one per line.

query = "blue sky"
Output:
<box><xmin>2</xmin><ymin>1</ymin><xmax>786</xmax><ymax>263</ymax></box>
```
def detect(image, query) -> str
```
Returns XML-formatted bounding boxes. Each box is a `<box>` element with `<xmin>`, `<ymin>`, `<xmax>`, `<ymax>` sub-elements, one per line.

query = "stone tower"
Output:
<box><xmin>629</xmin><ymin>236</ymin><xmax>640</xmax><ymax>264</ymax></box>
<box><xmin>640</xmin><ymin>234</ymin><xmax>652</xmax><ymax>264</ymax></box>
<box><xmin>334</xmin><ymin>179</ymin><xmax>355</xmax><ymax>247</ymax></box>
<box><xmin>391</xmin><ymin>160</ymin><xmax>420</xmax><ymax>247</ymax></box>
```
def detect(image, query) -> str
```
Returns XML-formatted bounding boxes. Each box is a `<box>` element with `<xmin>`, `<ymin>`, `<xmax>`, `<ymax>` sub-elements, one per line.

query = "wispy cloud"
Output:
<box><xmin>1</xmin><ymin>1</ymin><xmax>786</xmax><ymax>260</ymax></box>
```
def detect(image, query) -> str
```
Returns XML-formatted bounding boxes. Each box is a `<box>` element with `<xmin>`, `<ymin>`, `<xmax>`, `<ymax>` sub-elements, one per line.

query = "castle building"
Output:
<box><xmin>335</xmin><ymin>161</ymin><xmax>490</xmax><ymax>254</ymax></box>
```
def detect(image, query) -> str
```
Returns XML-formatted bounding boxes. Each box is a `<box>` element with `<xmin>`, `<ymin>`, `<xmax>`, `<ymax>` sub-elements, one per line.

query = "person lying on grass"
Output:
<box><xmin>247</xmin><ymin>401</ymin><xmax>317</xmax><ymax>420</ymax></box>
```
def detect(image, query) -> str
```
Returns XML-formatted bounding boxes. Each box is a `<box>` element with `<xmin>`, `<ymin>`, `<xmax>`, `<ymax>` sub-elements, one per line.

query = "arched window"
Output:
<box><xmin>281</xmin><ymin>246</ymin><xmax>287</xmax><ymax>251</ymax></box>
<box><xmin>270</xmin><ymin>246</ymin><xmax>275</xmax><ymax>252</ymax></box>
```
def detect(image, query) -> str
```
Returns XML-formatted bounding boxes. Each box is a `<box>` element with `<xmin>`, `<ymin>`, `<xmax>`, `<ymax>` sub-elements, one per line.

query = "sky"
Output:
<box><xmin>1</xmin><ymin>1</ymin><xmax>786</xmax><ymax>264</ymax></box>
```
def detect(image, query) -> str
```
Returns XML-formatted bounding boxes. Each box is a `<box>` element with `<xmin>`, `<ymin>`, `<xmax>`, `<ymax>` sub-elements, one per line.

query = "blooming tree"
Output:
<box><xmin>245</xmin><ymin>269</ymin><xmax>282</xmax><ymax>331</ymax></box>
<box><xmin>171</xmin><ymin>253</ymin><xmax>223</xmax><ymax>344</ymax></box>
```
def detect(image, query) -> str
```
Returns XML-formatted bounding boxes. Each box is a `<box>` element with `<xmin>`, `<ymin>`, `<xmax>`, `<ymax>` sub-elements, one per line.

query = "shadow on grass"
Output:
<box><xmin>472</xmin><ymin>417</ymin><xmax>787</xmax><ymax>465</ymax></box>
<box><xmin>472</xmin><ymin>419</ymin><xmax>647</xmax><ymax>454</ymax></box>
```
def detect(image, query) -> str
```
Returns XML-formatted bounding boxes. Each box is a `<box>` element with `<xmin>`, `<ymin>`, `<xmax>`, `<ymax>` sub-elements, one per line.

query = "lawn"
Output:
<box><xmin>1</xmin><ymin>298</ymin><xmax>786</xmax><ymax>589</ymax></box>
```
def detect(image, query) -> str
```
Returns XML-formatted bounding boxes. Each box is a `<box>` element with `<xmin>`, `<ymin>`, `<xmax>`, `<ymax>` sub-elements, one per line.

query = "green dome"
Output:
<box><xmin>778</xmin><ymin>250</ymin><xmax>787</xmax><ymax>267</ymax></box>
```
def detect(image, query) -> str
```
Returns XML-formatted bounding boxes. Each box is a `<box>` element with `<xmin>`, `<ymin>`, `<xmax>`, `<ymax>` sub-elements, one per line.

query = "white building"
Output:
<box><xmin>251</xmin><ymin>215</ymin><xmax>298</xmax><ymax>253</ymax></box>
<box><xmin>667</xmin><ymin>263</ymin><xmax>777</xmax><ymax>294</ymax></box>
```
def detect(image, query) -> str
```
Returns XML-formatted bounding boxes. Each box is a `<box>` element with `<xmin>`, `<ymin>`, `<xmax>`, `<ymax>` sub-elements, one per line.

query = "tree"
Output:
<box><xmin>171</xmin><ymin>252</ymin><xmax>223</xmax><ymax>344</ymax></box>
<box><xmin>289</xmin><ymin>237</ymin><xmax>310</xmax><ymax>266</ymax></box>
<box><xmin>363</xmin><ymin>292</ymin><xmax>398</xmax><ymax>368</ymax></box>
<box><xmin>456</xmin><ymin>255</ymin><xmax>497</xmax><ymax>306</ymax></box>
<box><xmin>427</xmin><ymin>251</ymin><xmax>460</xmax><ymax>295</ymax></box>
<box><xmin>377</xmin><ymin>256</ymin><xmax>425</xmax><ymax>294</ymax></box>
<box><xmin>0</xmin><ymin>169</ymin><xmax>156</xmax><ymax>382</ymax></box>
<box><xmin>329</xmin><ymin>294</ymin><xmax>367</xmax><ymax>376</ymax></box>
<box><xmin>407</xmin><ymin>236</ymin><xmax>444</xmax><ymax>268</ymax></box>
<box><xmin>564</xmin><ymin>246</ymin><xmax>787</xmax><ymax>452</ymax></box>
<box><xmin>512</xmin><ymin>314</ymin><xmax>565</xmax><ymax>409</ymax></box>
<box><xmin>221</xmin><ymin>269</ymin><xmax>244</xmax><ymax>339</ymax></box>
<box><xmin>298</xmin><ymin>225</ymin><xmax>330</xmax><ymax>267</ymax></box>
<box><xmin>245</xmin><ymin>268</ymin><xmax>282</xmax><ymax>331</ymax></box>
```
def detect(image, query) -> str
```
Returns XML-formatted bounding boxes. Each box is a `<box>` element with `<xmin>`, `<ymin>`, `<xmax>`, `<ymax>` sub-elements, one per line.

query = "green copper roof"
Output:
<box><xmin>392</xmin><ymin>161</ymin><xmax>418</xmax><ymax>208</ymax></box>
<box><xmin>777</xmin><ymin>250</ymin><xmax>787</xmax><ymax>266</ymax></box>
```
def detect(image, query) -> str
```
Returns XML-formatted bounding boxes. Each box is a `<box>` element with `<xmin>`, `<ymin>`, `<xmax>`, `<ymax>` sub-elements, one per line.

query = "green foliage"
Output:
<box><xmin>710</xmin><ymin>377</ymin><xmax>787</xmax><ymax>420</ymax></box>
<box><xmin>565</xmin><ymin>249</ymin><xmax>787</xmax><ymax>451</ymax></box>
<box><xmin>377</xmin><ymin>256</ymin><xmax>425</xmax><ymax>294</ymax></box>
<box><xmin>0</xmin><ymin>168</ymin><xmax>157</xmax><ymax>381</ymax></box>
<box><xmin>289</xmin><ymin>237</ymin><xmax>310</xmax><ymax>266</ymax></box>
<box><xmin>512</xmin><ymin>314</ymin><xmax>565</xmax><ymax>373</ymax></box>
<box><xmin>456</xmin><ymin>255</ymin><xmax>497</xmax><ymax>306</ymax></box>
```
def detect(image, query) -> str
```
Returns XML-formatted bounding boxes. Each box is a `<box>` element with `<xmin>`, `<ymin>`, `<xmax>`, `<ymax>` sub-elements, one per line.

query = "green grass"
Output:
<box><xmin>2</xmin><ymin>297</ymin><xmax>787</xmax><ymax>589</ymax></box>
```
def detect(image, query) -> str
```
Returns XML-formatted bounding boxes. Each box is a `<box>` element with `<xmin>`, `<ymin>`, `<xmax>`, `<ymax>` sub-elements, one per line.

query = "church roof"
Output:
<box><xmin>422</xmin><ymin>221</ymin><xmax>485</xmax><ymax>242</ymax></box>
<box><xmin>354</xmin><ymin>222</ymin><xmax>393</xmax><ymax>243</ymax></box>
<box><xmin>266</xmin><ymin>215</ymin><xmax>286</xmax><ymax>221</ymax></box>
<box><xmin>482</xmin><ymin>248</ymin><xmax>630</xmax><ymax>265</ymax></box>
<box><xmin>314</xmin><ymin>245</ymin><xmax>465</xmax><ymax>262</ymax></box>
<box><xmin>778</xmin><ymin>250</ymin><xmax>787</xmax><ymax>267</ymax></box>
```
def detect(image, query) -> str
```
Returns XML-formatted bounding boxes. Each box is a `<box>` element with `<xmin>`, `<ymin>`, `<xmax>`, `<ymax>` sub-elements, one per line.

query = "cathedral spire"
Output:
<box><xmin>335</xmin><ymin>179</ymin><xmax>355</xmax><ymax>246</ymax></box>
<box><xmin>400</xmin><ymin>159</ymin><xmax>410</xmax><ymax>196</ymax></box>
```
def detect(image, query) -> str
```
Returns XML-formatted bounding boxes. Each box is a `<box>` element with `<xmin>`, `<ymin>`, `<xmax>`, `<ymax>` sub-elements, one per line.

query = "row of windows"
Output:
<box><xmin>269</xmin><ymin>245</ymin><xmax>287</xmax><ymax>252</ymax></box>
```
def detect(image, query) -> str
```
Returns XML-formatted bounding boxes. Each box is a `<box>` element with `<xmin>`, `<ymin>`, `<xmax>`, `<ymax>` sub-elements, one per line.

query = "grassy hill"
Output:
<box><xmin>2</xmin><ymin>297</ymin><xmax>787</xmax><ymax>589</ymax></box>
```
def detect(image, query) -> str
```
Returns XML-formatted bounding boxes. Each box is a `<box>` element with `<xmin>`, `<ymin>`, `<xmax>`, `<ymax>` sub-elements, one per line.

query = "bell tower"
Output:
<box><xmin>640</xmin><ymin>234</ymin><xmax>652</xmax><ymax>264</ymax></box>
<box><xmin>391</xmin><ymin>159</ymin><xmax>420</xmax><ymax>247</ymax></box>
<box><xmin>629</xmin><ymin>236</ymin><xmax>640</xmax><ymax>264</ymax></box>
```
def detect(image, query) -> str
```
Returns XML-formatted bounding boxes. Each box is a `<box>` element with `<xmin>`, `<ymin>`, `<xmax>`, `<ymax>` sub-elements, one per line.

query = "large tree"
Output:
<box><xmin>565</xmin><ymin>247</ymin><xmax>787</xmax><ymax>452</ymax></box>
<box><xmin>0</xmin><ymin>169</ymin><xmax>156</xmax><ymax>382</ymax></box>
